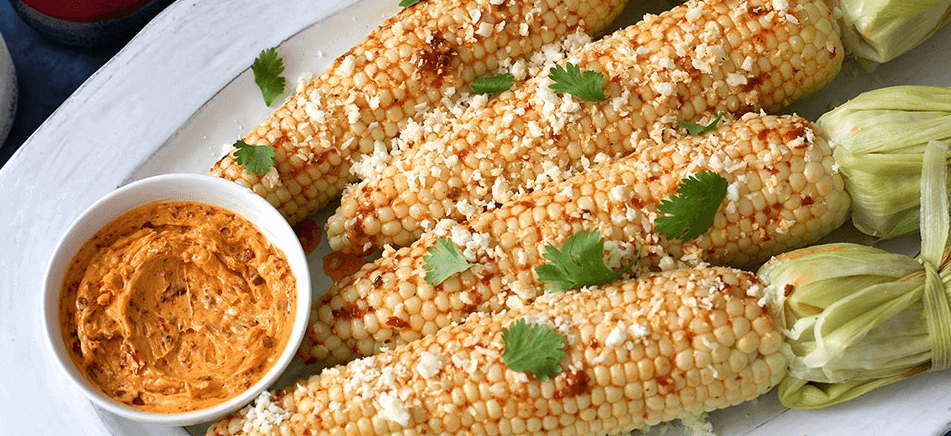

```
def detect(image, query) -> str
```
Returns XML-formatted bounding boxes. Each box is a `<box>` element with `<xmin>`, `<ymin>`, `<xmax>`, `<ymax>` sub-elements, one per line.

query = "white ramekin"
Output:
<box><xmin>43</xmin><ymin>173</ymin><xmax>311</xmax><ymax>426</ymax></box>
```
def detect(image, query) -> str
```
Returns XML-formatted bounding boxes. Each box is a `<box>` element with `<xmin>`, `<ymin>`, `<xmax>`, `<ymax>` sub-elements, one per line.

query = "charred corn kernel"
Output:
<box><xmin>208</xmin><ymin>267</ymin><xmax>784</xmax><ymax>436</ymax></box>
<box><xmin>327</xmin><ymin>0</ymin><xmax>844</xmax><ymax>254</ymax></box>
<box><xmin>208</xmin><ymin>0</ymin><xmax>632</xmax><ymax>225</ymax></box>
<box><xmin>299</xmin><ymin>113</ymin><xmax>850</xmax><ymax>365</ymax></box>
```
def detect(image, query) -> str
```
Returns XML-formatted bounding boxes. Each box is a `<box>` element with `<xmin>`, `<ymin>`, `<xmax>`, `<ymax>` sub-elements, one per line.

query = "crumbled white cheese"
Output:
<box><xmin>303</xmin><ymin>90</ymin><xmax>328</xmax><ymax>124</ymax></box>
<box><xmin>416</xmin><ymin>351</ymin><xmax>443</xmax><ymax>379</ymax></box>
<box><xmin>654</xmin><ymin>80</ymin><xmax>676</xmax><ymax>96</ymax></box>
<box><xmin>456</xmin><ymin>198</ymin><xmax>479</xmax><ymax>218</ymax></box>
<box><xmin>741</xmin><ymin>56</ymin><xmax>754</xmax><ymax>71</ymax></box>
<box><xmin>295</xmin><ymin>72</ymin><xmax>314</xmax><ymax>93</ymax></box>
<box><xmin>726</xmin><ymin>182</ymin><xmax>740</xmax><ymax>203</ymax></box>
<box><xmin>339</xmin><ymin>55</ymin><xmax>356</xmax><ymax>76</ymax></box>
<box><xmin>631</xmin><ymin>323</ymin><xmax>650</xmax><ymax>340</ymax></box>
<box><xmin>605</xmin><ymin>321</ymin><xmax>628</xmax><ymax>347</ymax></box>
<box><xmin>261</xmin><ymin>166</ymin><xmax>281</xmax><ymax>190</ymax></box>
<box><xmin>685</xmin><ymin>5</ymin><xmax>703</xmax><ymax>22</ymax></box>
<box><xmin>445</xmin><ymin>226</ymin><xmax>492</xmax><ymax>262</ymax></box>
<box><xmin>349</xmin><ymin>140</ymin><xmax>392</xmax><ymax>179</ymax></box>
<box><xmin>346</xmin><ymin>104</ymin><xmax>361</xmax><ymax>124</ymax></box>
<box><xmin>609</xmin><ymin>185</ymin><xmax>628</xmax><ymax>203</ymax></box>
<box><xmin>476</xmin><ymin>22</ymin><xmax>495</xmax><ymax>37</ymax></box>
<box><xmin>377</xmin><ymin>392</ymin><xmax>410</xmax><ymax>426</ymax></box>
<box><xmin>726</xmin><ymin>73</ymin><xmax>748</xmax><ymax>87</ymax></box>
<box><xmin>240</xmin><ymin>391</ymin><xmax>291</xmax><ymax>434</ymax></box>
<box><xmin>505</xmin><ymin>293</ymin><xmax>527</xmax><ymax>310</ymax></box>
<box><xmin>468</xmin><ymin>7</ymin><xmax>482</xmax><ymax>23</ymax></box>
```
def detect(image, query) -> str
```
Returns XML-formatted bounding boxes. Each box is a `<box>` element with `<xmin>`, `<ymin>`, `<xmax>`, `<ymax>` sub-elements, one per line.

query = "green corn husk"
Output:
<box><xmin>817</xmin><ymin>85</ymin><xmax>951</xmax><ymax>239</ymax></box>
<box><xmin>833</xmin><ymin>0</ymin><xmax>951</xmax><ymax>67</ymax></box>
<box><xmin>758</xmin><ymin>141</ymin><xmax>951</xmax><ymax>409</ymax></box>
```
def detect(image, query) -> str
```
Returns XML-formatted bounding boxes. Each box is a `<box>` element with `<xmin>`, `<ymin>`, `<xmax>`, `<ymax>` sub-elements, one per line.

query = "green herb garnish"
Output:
<box><xmin>548</xmin><ymin>62</ymin><xmax>606</xmax><ymax>102</ymax></box>
<box><xmin>655</xmin><ymin>171</ymin><xmax>729</xmax><ymax>241</ymax></box>
<box><xmin>232</xmin><ymin>140</ymin><xmax>276</xmax><ymax>175</ymax></box>
<box><xmin>423</xmin><ymin>237</ymin><xmax>475</xmax><ymax>285</ymax></box>
<box><xmin>677</xmin><ymin>112</ymin><xmax>723</xmax><ymax>135</ymax></box>
<box><xmin>252</xmin><ymin>48</ymin><xmax>287</xmax><ymax>106</ymax></box>
<box><xmin>399</xmin><ymin>0</ymin><xmax>423</xmax><ymax>7</ymax></box>
<box><xmin>501</xmin><ymin>319</ymin><xmax>565</xmax><ymax>380</ymax></box>
<box><xmin>534</xmin><ymin>229</ymin><xmax>636</xmax><ymax>292</ymax></box>
<box><xmin>472</xmin><ymin>73</ymin><xmax>515</xmax><ymax>94</ymax></box>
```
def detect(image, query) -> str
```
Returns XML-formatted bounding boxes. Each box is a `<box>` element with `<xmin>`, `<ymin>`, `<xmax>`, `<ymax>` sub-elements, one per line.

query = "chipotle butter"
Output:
<box><xmin>59</xmin><ymin>201</ymin><xmax>296</xmax><ymax>413</ymax></box>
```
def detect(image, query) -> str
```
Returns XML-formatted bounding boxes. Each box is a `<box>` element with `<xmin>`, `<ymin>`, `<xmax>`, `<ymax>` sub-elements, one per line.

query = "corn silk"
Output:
<box><xmin>758</xmin><ymin>141</ymin><xmax>951</xmax><ymax>408</ymax></box>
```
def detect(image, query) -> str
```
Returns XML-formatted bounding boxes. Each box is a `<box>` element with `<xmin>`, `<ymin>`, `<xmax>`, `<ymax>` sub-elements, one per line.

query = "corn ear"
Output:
<box><xmin>208</xmin><ymin>267</ymin><xmax>785</xmax><ymax>436</ymax></box>
<box><xmin>327</xmin><ymin>0</ymin><xmax>846</xmax><ymax>254</ymax></box>
<box><xmin>758</xmin><ymin>141</ymin><xmax>951</xmax><ymax>409</ymax></box>
<box><xmin>208</xmin><ymin>0</ymin><xmax>633</xmax><ymax>225</ymax></box>
<box><xmin>832</xmin><ymin>0</ymin><xmax>951</xmax><ymax>67</ymax></box>
<box><xmin>816</xmin><ymin>85</ymin><xmax>951</xmax><ymax>239</ymax></box>
<box><xmin>298</xmin><ymin>113</ymin><xmax>850</xmax><ymax>367</ymax></box>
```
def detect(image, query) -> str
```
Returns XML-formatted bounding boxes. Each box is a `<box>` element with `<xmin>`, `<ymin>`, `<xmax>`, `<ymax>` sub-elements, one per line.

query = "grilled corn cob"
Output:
<box><xmin>326</xmin><ymin>0</ymin><xmax>844</xmax><ymax>254</ymax></box>
<box><xmin>208</xmin><ymin>0</ymin><xmax>632</xmax><ymax>225</ymax></box>
<box><xmin>209</xmin><ymin>266</ymin><xmax>786</xmax><ymax>436</ymax></box>
<box><xmin>299</xmin><ymin>113</ymin><xmax>850</xmax><ymax>365</ymax></box>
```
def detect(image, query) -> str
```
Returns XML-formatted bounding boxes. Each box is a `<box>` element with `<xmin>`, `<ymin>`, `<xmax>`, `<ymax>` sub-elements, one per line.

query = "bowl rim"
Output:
<box><xmin>42</xmin><ymin>173</ymin><xmax>311</xmax><ymax>426</ymax></box>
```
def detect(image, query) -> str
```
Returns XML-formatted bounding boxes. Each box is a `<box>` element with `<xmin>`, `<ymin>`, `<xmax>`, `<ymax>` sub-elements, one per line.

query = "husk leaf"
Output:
<box><xmin>817</xmin><ymin>85</ymin><xmax>951</xmax><ymax>238</ymax></box>
<box><xmin>832</xmin><ymin>0</ymin><xmax>951</xmax><ymax>67</ymax></box>
<box><xmin>760</xmin><ymin>141</ymin><xmax>951</xmax><ymax>408</ymax></box>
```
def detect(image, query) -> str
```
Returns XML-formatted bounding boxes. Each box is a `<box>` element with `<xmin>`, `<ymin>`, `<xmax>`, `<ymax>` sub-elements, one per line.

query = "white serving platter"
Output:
<box><xmin>2</xmin><ymin>0</ymin><xmax>951</xmax><ymax>435</ymax></box>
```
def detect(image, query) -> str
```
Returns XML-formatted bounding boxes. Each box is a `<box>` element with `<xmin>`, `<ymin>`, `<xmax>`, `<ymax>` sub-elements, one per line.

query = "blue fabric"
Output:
<box><xmin>0</xmin><ymin>1</ymin><xmax>122</xmax><ymax>168</ymax></box>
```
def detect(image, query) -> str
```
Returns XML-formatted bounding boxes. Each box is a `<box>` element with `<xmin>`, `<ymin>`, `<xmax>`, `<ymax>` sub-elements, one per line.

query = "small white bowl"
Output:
<box><xmin>42</xmin><ymin>173</ymin><xmax>311</xmax><ymax>426</ymax></box>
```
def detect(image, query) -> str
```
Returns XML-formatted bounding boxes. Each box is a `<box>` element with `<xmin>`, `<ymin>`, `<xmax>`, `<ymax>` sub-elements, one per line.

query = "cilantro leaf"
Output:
<box><xmin>423</xmin><ymin>238</ymin><xmax>474</xmax><ymax>285</ymax></box>
<box><xmin>677</xmin><ymin>112</ymin><xmax>723</xmax><ymax>135</ymax></box>
<box><xmin>399</xmin><ymin>0</ymin><xmax>422</xmax><ymax>7</ymax></box>
<box><xmin>548</xmin><ymin>62</ymin><xmax>606</xmax><ymax>102</ymax></box>
<box><xmin>252</xmin><ymin>48</ymin><xmax>287</xmax><ymax>106</ymax></box>
<box><xmin>232</xmin><ymin>140</ymin><xmax>276</xmax><ymax>175</ymax></box>
<box><xmin>472</xmin><ymin>73</ymin><xmax>514</xmax><ymax>94</ymax></box>
<box><xmin>501</xmin><ymin>318</ymin><xmax>565</xmax><ymax>380</ymax></box>
<box><xmin>655</xmin><ymin>171</ymin><xmax>729</xmax><ymax>241</ymax></box>
<box><xmin>534</xmin><ymin>229</ymin><xmax>636</xmax><ymax>292</ymax></box>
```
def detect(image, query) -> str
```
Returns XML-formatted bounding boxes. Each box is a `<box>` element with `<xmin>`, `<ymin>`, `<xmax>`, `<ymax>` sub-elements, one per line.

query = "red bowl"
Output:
<box><xmin>9</xmin><ymin>0</ymin><xmax>176</xmax><ymax>47</ymax></box>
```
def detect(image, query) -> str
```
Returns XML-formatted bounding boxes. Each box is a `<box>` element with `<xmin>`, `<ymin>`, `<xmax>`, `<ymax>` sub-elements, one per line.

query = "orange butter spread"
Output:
<box><xmin>59</xmin><ymin>201</ymin><xmax>296</xmax><ymax>413</ymax></box>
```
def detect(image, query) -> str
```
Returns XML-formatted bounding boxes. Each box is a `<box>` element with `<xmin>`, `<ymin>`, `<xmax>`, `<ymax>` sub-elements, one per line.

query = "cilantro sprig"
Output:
<box><xmin>655</xmin><ymin>171</ymin><xmax>729</xmax><ymax>241</ymax></box>
<box><xmin>399</xmin><ymin>0</ymin><xmax>423</xmax><ymax>7</ymax></box>
<box><xmin>472</xmin><ymin>73</ymin><xmax>514</xmax><ymax>94</ymax></box>
<box><xmin>677</xmin><ymin>112</ymin><xmax>723</xmax><ymax>135</ymax></box>
<box><xmin>501</xmin><ymin>319</ymin><xmax>565</xmax><ymax>380</ymax></box>
<box><xmin>232</xmin><ymin>140</ymin><xmax>276</xmax><ymax>175</ymax></box>
<box><xmin>252</xmin><ymin>48</ymin><xmax>287</xmax><ymax>106</ymax></box>
<box><xmin>534</xmin><ymin>229</ymin><xmax>636</xmax><ymax>292</ymax></box>
<box><xmin>548</xmin><ymin>62</ymin><xmax>606</xmax><ymax>102</ymax></box>
<box><xmin>422</xmin><ymin>238</ymin><xmax>475</xmax><ymax>285</ymax></box>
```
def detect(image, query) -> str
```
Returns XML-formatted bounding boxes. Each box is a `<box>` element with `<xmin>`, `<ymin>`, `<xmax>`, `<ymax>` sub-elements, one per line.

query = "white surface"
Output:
<box><xmin>2</xmin><ymin>0</ymin><xmax>951</xmax><ymax>435</ymax></box>
<box><xmin>42</xmin><ymin>174</ymin><xmax>311</xmax><ymax>427</ymax></box>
